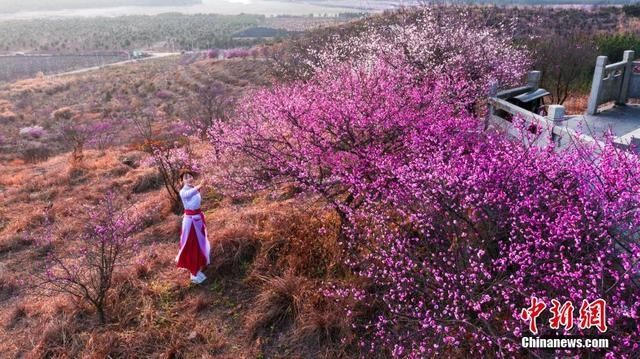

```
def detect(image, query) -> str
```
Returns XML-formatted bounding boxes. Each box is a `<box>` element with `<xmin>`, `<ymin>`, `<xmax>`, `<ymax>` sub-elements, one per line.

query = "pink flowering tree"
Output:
<box><xmin>208</xmin><ymin>59</ymin><xmax>476</xmax><ymax>224</ymax></box>
<box><xmin>35</xmin><ymin>193</ymin><xmax>142</xmax><ymax>324</ymax></box>
<box><xmin>331</xmin><ymin>131</ymin><xmax>640</xmax><ymax>357</ymax></box>
<box><xmin>207</xmin><ymin>9</ymin><xmax>640</xmax><ymax>357</ymax></box>
<box><xmin>279</xmin><ymin>6</ymin><xmax>529</xmax><ymax>104</ymax></box>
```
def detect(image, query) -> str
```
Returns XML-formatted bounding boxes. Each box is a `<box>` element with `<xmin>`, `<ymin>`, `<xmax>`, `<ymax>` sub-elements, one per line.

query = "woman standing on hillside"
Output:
<box><xmin>176</xmin><ymin>169</ymin><xmax>211</xmax><ymax>284</ymax></box>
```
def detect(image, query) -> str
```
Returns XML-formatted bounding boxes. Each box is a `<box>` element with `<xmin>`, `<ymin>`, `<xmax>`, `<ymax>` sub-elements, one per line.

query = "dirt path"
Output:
<box><xmin>47</xmin><ymin>52</ymin><xmax>181</xmax><ymax>79</ymax></box>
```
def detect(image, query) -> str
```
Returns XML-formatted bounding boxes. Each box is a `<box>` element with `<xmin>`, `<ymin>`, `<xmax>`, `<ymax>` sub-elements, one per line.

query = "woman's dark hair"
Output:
<box><xmin>179</xmin><ymin>168</ymin><xmax>198</xmax><ymax>181</ymax></box>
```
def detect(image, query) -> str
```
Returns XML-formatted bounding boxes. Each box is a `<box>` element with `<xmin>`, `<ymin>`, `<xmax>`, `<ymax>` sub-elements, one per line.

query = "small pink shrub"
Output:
<box><xmin>224</xmin><ymin>48</ymin><xmax>251</xmax><ymax>59</ymax></box>
<box><xmin>207</xmin><ymin>48</ymin><xmax>221</xmax><ymax>59</ymax></box>
<box><xmin>35</xmin><ymin>193</ymin><xmax>142</xmax><ymax>324</ymax></box>
<box><xmin>19</xmin><ymin>125</ymin><xmax>46</xmax><ymax>139</ymax></box>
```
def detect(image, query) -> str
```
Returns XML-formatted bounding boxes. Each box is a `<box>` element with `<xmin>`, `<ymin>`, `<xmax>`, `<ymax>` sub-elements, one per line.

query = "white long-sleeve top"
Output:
<box><xmin>180</xmin><ymin>185</ymin><xmax>202</xmax><ymax>210</ymax></box>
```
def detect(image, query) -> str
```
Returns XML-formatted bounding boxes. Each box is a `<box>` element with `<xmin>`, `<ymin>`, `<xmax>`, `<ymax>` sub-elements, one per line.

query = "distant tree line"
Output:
<box><xmin>0</xmin><ymin>13</ymin><xmax>278</xmax><ymax>54</ymax></box>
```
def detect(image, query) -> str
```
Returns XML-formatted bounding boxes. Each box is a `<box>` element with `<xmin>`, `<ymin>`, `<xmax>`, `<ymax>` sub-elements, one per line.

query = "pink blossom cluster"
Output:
<box><xmin>334</xmin><ymin>131</ymin><xmax>640</xmax><ymax>356</ymax></box>
<box><xmin>207</xmin><ymin>48</ymin><xmax>221</xmax><ymax>59</ymax></box>
<box><xmin>293</xmin><ymin>7</ymin><xmax>529</xmax><ymax>100</ymax></box>
<box><xmin>85</xmin><ymin>120</ymin><xmax>116</xmax><ymax>150</ymax></box>
<box><xmin>142</xmin><ymin>145</ymin><xmax>200</xmax><ymax>174</ymax></box>
<box><xmin>206</xmin><ymin>9</ymin><xmax>639</xmax><ymax>357</ymax></box>
<box><xmin>19</xmin><ymin>125</ymin><xmax>46</xmax><ymax>139</ymax></box>
<box><xmin>155</xmin><ymin>89</ymin><xmax>174</xmax><ymax>100</ymax></box>
<box><xmin>223</xmin><ymin>48</ymin><xmax>251</xmax><ymax>59</ymax></box>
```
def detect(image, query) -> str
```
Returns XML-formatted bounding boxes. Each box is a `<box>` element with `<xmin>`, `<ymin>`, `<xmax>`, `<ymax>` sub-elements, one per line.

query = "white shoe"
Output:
<box><xmin>190</xmin><ymin>271</ymin><xmax>206</xmax><ymax>284</ymax></box>
<box><xmin>197</xmin><ymin>271</ymin><xmax>207</xmax><ymax>282</ymax></box>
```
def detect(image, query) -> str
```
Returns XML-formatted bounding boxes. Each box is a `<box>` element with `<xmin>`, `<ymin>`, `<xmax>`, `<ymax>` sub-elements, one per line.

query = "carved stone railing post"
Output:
<box><xmin>486</xmin><ymin>82</ymin><xmax>498</xmax><ymax>130</ymax></box>
<box><xmin>587</xmin><ymin>56</ymin><xmax>608</xmax><ymax>115</ymax></box>
<box><xmin>527</xmin><ymin>70</ymin><xmax>542</xmax><ymax>91</ymax></box>
<box><xmin>548</xmin><ymin>105</ymin><xmax>565</xmax><ymax>145</ymax></box>
<box><xmin>617</xmin><ymin>50</ymin><xmax>635</xmax><ymax>105</ymax></box>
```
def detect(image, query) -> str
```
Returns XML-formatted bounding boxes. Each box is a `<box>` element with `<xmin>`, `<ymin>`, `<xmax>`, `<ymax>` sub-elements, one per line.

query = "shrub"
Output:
<box><xmin>208</xmin><ymin>57</ymin><xmax>478</xmax><ymax>227</ymax></box>
<box><xmin>51</xmin><ymin>106</ymin><xmax>75</xmax><ymax>120</ymax></box>
<box><xmin>224</xmin><ymin>48</ymin><xmax>251</xmax><ymax>59</ymax></box>
<box><xmin>35</xmin><ymin>192</ymin><xmax>142</xmax><ymax>324</ymax></box>
<box><xmin>20</xmin><ymin>142</ymin><xmax>51</xmax><ymax>163</ymax></box>
<box><xmin>326</xmin><ymin>132</ymin><xmax>640</xmax><ymax>356</ymax></box>
<box><xmin>86</xmin><ymin>121</ymin><xmax>116</xmax><ymax>151</ymax></box>
<box><xmin>250</xmin><ymin>47</ymin><xmax>261</xmax><ymax>59</ymax></box>
<box><xmin>181</xmin><ymin>80</ymin><xmax>234</xmax><ymax>137</ymax></box>
<box><xmin>273</xmin><ymin>6</ymin><xmax>529</xmax><ymax>100</ymax></box>
<box><xmin>207</xmin><ymin>48</ymin><xmax>221</xmax><ymax>59</ymax></box>
<box><xmin>596</xmin><ymin>33</ymin><xmax>640</xmax><ymax>62</ymax></box>
<box><xmin>19</xmin><ymin>125</ymin><xmax>46</xmax><ymax>139</ymax></box>
<box><xmin>58</xmin><ymin>120</ymin><xmax>89</xmax><ymax>166</ymax></box>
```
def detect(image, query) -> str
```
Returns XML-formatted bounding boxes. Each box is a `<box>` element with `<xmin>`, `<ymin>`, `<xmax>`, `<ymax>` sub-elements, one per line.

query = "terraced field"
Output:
<box><xmin>0</xmin><ymin>54</ymin><xmax>127</xmax><ymax>83</ymax></box>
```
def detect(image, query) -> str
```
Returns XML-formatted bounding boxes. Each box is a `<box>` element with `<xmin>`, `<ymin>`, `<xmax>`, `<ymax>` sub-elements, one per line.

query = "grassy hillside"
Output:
<box><xmin>0</xmin><ymin>56</ymin><xmax>346</xmax><ymax>357</ymax></box>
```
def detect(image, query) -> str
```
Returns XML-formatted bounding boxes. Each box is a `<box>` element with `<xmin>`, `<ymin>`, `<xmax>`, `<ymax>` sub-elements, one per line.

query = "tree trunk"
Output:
<box><xmin>97</xmin><ymin>306</ymin><xmax>106</xmax><ymax>325</ymax></box>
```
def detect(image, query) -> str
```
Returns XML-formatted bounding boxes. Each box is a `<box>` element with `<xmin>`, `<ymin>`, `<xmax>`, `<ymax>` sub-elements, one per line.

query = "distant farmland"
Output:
<box><xmin>0</xmin><ymin>54</ymin><xmax>127</xmax><ymax>83</ymax></box>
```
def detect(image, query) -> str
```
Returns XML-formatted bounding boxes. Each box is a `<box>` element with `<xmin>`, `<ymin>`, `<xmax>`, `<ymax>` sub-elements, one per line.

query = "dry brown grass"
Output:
<box><xmin>0</xmin><ymin>234</ymin><xmax>32</xmax><ymax>255</ymax></box>
<box><xmin>208</xmin><ymin>222</ymin><xmax>260</xmax><ymax>276</ymax></box>
<box><xmin>0</xmin><ymin>55</ymin><xmax>358</xmax><ymax>357</ymax></box>
<box><xmin>0</xmin><ymin>172</ymin><xmax>355</xmax><ymax>358</ymax></box>
<box><xmin>245</xmin><ymin>271</ymin><xmax>307</xmax><ymax>340</ymax></box>
<box><xmin>289</xmin><ymin>291</ymin><xmax>353</xmax><ymax>356</ymax></box>
<box><xmin>563</xmin><ymin>93</ymin><xmax>589</xmax><ymax>115</ymax></box>
<box><xmin>249</xmin><ymin>203</ymin><xmax>343</xmax><ymax>280</ymax></box>
<box><xmin>4</xmin><ymin>304</ymin><xmax>27</xmax><ymax>330</ymax></box>
<box><xmin>0</xmin><ymin>76</ymin><xmax>72</xmax><ymax>96</ymax></box>
<box><xmin>132</xmin><ymin>168</ymin><xmax>163</xmax><ymax>194</ymax></box>
<box><xmin>0</xmin><ymin>273</ymin><xmax>18</xmax><ymax>303</ymax></box>
<box><xmin>190</xmin><ymin>193</ymin><xmax>355</xmax><ymax>356</ymax></box>
<box><xmin>190</xmin><ymin>292</ymin><xmax>214</xmax><ymax>314</ymax></box>
<box><xmin>0</xmin><ymin>59</ymin><xmax>227</xmax><ymax>357</ymax></box>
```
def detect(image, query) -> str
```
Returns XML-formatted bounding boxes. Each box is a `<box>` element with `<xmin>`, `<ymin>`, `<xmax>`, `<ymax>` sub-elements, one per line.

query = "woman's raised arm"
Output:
<box><xmin>193</xmin><ymin>180</ymin><xmax>205</xmax><ymax>192</ymax></box>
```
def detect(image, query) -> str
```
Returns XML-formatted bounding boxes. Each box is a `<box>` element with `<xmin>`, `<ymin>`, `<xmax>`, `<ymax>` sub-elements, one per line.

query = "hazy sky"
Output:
<box><xmin>0</xmin><ymin>0</ymin><xmax>204</xmax><ymax>13</ymax></box>
<box><xmin>0</xmin><ymin>0</ymin><xmax>382</xmax><ymax>18</ymax></box>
